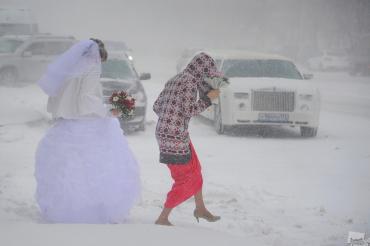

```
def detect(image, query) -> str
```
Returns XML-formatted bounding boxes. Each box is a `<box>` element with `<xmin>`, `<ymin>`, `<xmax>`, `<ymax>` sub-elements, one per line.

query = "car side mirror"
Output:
<box><xmin>22</xmin><ymin>51</ymin><xmax>32</xmax><ymax>57</ymax></box>
<box><xmin>139</xmin><ymin>73</ymin><xmax>151</xmax><ymax>80</ymax></box>
<box><xmin>303</xmin><ymin>73</ymin><xmax>314</xmax><ymax>80</ymax></box>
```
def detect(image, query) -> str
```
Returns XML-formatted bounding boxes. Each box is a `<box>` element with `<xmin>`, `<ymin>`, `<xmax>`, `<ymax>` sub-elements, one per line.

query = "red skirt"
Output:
<box><xmin>164</xmin><ymin>142</ymin><xmax>203</xmax><ymax>208</ymax></box>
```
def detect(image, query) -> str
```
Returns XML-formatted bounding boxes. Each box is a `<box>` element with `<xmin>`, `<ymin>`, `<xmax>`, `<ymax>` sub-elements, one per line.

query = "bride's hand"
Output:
<box><xmin>111</xmin><ymin>109</ymin><xmax>121</xmax><ymax>117</ymax></box>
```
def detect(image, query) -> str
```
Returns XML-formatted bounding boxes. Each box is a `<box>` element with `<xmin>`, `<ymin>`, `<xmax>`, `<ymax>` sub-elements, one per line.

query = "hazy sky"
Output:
<box><xmin>4</xmin><ymin>0</ymin><xmax>263</xmax><ymax>54</ymax></box>
<box><xmin>1</xmin><ymin>0</ymin><xmax>369</xmax><ymax>68</ymax></box>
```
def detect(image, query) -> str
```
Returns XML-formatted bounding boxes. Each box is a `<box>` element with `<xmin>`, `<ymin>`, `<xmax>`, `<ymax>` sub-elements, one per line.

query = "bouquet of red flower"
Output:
<box><xmin>109</xmin><ymin>90</ymin><xmax>135</xmax><ymax>120</ymax></box>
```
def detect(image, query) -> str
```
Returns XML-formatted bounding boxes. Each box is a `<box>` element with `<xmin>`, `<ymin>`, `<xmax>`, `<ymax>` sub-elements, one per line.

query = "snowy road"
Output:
<box><xmin>0</xmin><ymin>70</ymin><xmax>369</xmax><ymax>245</ymax></box>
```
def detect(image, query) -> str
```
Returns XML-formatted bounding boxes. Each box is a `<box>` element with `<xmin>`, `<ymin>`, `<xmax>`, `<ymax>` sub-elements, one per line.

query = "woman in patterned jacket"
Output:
<box><xmin>153</xmin><ymin>52</ymin><xmax>223</xmax><ymax>226</ymax></box>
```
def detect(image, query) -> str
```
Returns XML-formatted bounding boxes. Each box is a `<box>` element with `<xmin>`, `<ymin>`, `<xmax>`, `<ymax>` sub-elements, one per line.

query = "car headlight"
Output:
<box><xmin>299</xmin><ymin>94</ymin><xmax>313</xmax><ymax>101</ymax></box>
<box><xmin>234</xmin><ymin>92</ymin><xmax>249</xmax><ymax>99</ymax></box>
<box><xmin>128</xmin><ymin>83</ymin><xmax>145</xmax><ymax>103</ymax></box>
<box><xmin>132</xmin><ymin>90</ymin><xmax>145</xmax><ymax>103</ymax></box>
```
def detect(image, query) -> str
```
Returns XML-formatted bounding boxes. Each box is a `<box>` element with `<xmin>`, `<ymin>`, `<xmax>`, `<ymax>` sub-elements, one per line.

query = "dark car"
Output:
<box><xmin>100</xmin><ymin>51</ymin><xmax>150</xmax><ymax>132</ymax></box>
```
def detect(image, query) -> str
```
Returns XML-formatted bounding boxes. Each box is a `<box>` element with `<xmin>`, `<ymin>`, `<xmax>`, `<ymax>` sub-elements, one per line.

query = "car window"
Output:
<box><xmin>222</xmin><ymin>59</ymin><xmax>303</xmax><ymax>79</ymax></box>
<box><xmin>104</xmin><ymin>41</ymin><xmax>128</xmax><ymax>51</ymax></box>
<box><xmin>44</xmin><ymin>41</ymin><xmax>74</xmax><ymax>55</ymax></box>
<box><xmin>0</xmin><ymin>39</ymin><xmax>24</xmax><ymax>53</ymax></box>
<box><xmin>101</xmin><ymin>59</ymin><xmax>137</xmax><ymax>80</ymax></box>
<box><xmin>24</xmin><ymin>40</ymin><xmax>74</xmax><ymax>56</ymax></box>
<box><xmin>24</xmin><ymin>42</ymin><xmax>46</xmax><ymax>55</ymax></box>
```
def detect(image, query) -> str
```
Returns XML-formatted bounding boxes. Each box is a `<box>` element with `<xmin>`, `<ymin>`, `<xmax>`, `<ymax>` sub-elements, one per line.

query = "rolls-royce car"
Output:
<box><xmin>199</xmin><ymin>50</ymin><xmax>320</xmax><ymax>137</ymax></box>
<box><xmin>100</xmin><ymin>51</ymin><xmax>150</xmax><ymax>132</ymax></box>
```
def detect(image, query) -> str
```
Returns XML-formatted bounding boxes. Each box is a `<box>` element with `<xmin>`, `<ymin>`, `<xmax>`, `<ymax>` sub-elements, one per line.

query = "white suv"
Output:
<box><xmin>0</xmin><ymin>35</ymin><xmax>76</xmax><ymax>85</ymax></box>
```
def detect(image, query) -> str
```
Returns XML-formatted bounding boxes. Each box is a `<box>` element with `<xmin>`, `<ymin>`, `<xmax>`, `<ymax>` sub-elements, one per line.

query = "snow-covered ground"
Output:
<box><xmin>0</xmin><ymin>64</ymin><xmax>369</xmax><ymax>245</ymax></box>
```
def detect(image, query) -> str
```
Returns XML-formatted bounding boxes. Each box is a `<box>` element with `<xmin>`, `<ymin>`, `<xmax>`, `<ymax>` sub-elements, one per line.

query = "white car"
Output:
<box><xmin>199</xmin><ymin>50</ymin><xmax>321</xmax><ymax>137</ymax></box>
<box><xmin>0</xmin><ymin>34</ymin><xmax>76</xmax><ymax>84</ymax></box>
<box><xmin>307</xmin><ymin>50</ymin><xmax>349</xmax><ymax>71</ymax></box>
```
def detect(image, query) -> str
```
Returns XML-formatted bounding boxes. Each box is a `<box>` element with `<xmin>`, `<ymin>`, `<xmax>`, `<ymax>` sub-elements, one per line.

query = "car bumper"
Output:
<box><xmin>219</xmin><ymin>89</ymin><xmax>320</xmax><ymax>128</ymax></box>
<box><xmin>225</xmin><ymin>111</ymin><xmax>319</xmax><ymax>127</ymax></box>
<box><xmin>118</xmin><ymin>106</ymin><xmax>146</xmax><ymax>130</ymax></box>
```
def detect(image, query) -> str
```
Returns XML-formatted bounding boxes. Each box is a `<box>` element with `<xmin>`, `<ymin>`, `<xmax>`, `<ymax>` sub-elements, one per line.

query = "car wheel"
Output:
<box><xmin>214</xmin><ymin>104</ymin><xmax>225</xmax><ymax>134</ymax></box>
<box><xmin>0</xmin><ymin>67</ymin><xmax>18</xmax><ymax>85</ymax></box>
<box><xmin>300</xmin><ymin>126</ymin><xmax>318</xmax><ymax>137</ymax></box>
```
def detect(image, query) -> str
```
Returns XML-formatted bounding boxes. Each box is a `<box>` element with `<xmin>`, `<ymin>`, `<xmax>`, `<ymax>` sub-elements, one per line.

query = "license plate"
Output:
<box><xmin>258</xmin><ymin>113</ymin><xmax>289</xmax><ymax>122</ymax></box>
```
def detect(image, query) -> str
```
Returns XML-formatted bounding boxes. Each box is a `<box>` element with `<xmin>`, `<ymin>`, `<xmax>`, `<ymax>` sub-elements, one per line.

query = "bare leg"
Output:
<box><xmin>194</xmin><ymin>189</ymin><xmax>206</xmax><ymax>211</ymax></box>
<box><xmin>194</xmin><ymin>189</ymin><xmax>220</xmax><ymax>222</ymax></box>
<box><xmin>155</xmin><ymin>207</ymin><xmax>173</xmax><ymax>226</ymax></box>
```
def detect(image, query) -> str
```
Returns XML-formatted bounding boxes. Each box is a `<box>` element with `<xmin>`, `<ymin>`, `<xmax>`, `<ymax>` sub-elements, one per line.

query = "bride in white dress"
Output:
<box><xmin>35</xmin><ymin>39</ymin><xmax>140</xmax><ymax>223</ymax></box>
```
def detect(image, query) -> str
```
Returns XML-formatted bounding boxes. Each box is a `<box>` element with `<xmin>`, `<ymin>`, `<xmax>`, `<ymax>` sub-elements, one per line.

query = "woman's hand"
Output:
<box><xmin>110</xmin><ymin>109</ymin><xmax>121</xmax><ymax>117</ymax></box>
<box><xmin>207</xmin><ymin>89</ymin><xmax>220</xmax><ymax>100</ymax></box>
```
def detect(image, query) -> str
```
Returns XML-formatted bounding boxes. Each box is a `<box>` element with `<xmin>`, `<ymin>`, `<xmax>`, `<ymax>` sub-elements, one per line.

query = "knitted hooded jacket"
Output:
<box><xmin>153</xmin><ymin>52</ymin><xmax>223</xmax><ymax>164</ymax></box>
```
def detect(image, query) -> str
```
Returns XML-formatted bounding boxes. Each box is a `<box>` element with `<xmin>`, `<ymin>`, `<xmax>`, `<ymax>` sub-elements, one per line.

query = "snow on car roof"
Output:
<box><xmin>31</xmin><ymin>34</ymin><xmax>75</xmax><ymax>40</ymax></box>
<box><xmin>2</xmin><ymin>34</ymin><xmax>76</xmax><ymax>42</ymax></box>
<box><xmin>104</xmin><ymin>40</ymin><xmax>129</xmax><ymax>51</ymax></box>
<box><xmin>0</xmin><ymin>34</ymin><xmax>30</xmax><ymax>41</ymax></box>
<box><xmin>200</xmin><ymin>49</ymin><xmax>293</xmax><ymax>61</ymax></box>
<box><xmin>106</xmin><ymin>50</ymin><xmax>130</xmax><ymax>61</ymax></box>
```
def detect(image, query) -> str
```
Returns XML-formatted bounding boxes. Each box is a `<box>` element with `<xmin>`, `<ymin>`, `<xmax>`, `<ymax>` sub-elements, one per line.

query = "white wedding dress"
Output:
<box><xmin>35</xmin><ymin>52</ymin><xmax>140</xmax><ymax>223</ymax></box>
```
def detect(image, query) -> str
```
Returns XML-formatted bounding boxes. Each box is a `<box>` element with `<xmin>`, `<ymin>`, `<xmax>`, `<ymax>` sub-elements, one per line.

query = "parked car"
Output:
<box><xmin>307</xmin><ymin>50</ymin><xmax>349</xmax><ymax>71</ymax></box>
<box><xmin>100</xmin><ymin>51</ymin><xmax>150</xmax><ymax>132</ymax></box>
<box><xmin>104</xmin><ymin>40</ymin><xmax>134</xmax><ymax>62</ymax></box>
<box><xmin>0</xmin><ymin>34</ymin><xmax>76</xmax><ymax>85</ymax></box>
<box><xmin>0</xmin><ymin>34</ymin><xmax>29</xmax><ymax>54</ymax></box>
<box><xmin>198</xmin><ymin>50</ymin><xmax>320</xmax><ymax>137</ymax></box>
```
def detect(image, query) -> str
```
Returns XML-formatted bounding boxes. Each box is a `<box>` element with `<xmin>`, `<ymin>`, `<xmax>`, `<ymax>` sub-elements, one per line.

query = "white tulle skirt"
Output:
<box><xmin>35</xmin><ymin>117</ymin><xmax>140</xmax><ymax>223</ymax></box>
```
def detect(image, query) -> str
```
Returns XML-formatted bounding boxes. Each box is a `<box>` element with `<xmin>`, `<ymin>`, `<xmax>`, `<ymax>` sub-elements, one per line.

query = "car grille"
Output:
<box><xmin>101</xmin><ymin>81</ymin><xmax>131</xmax><ymax>90</ymax></box>
<box><xmin>252</xmin><ymin>90</ymin><xmax>295</xmax><ymax>112</ymax></box>
<box><xmin>133</xmin><ymin>106</ymin><xmax>145</xmax><ymax>116</ymax></box>
<box><xmin>101</xmin><ymin>81</ymin><xmax>131</xmax><ymax>104</ymax></box>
